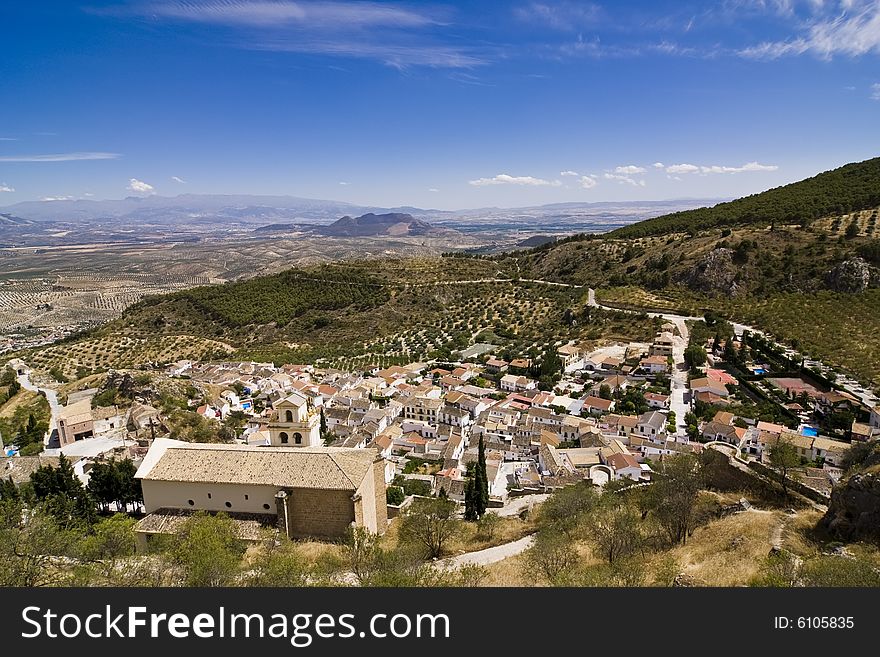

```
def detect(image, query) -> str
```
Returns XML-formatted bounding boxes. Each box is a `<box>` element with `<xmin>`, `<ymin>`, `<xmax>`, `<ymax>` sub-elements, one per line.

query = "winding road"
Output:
<box><xmin>15</xmin><ymin>369</ymin><xmax>60</xmax><ymax>445</ymax></box>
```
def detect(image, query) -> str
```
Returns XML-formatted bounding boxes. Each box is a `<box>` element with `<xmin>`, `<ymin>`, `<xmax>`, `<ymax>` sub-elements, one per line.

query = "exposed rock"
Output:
<box><xmin>680</xmin><ymin>248</ymin><xmax>743</xmax><ymax>297</ymax></box>
<box><xmin>824</xmin><ymin>257</ymin><xmax>880</xmax><ymax>293</ymax></box>
<box><xmin>672</xmin><ymin>573</ymin><xmax>703</xmax><ymax>587</ymax></box>
<box><xmin>820</xmin><ymin>471</ymin><xmax>880</xmax><ymax>544</ymax></box>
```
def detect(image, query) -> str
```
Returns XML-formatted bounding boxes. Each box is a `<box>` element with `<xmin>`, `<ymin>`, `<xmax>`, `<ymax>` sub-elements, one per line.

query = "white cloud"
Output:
<box><xmin>604</xmin><ymin>173</ymin><xmax>646</xmax><ymax>186</ymax></box>
<box><xmin>872</xmin><ymin>82</ymin><xmax>880</xmax><ymax>100</ymax></box>
<box><xmin>0</xmin><ymin>183</ymin><xmax>14</xmax><ymax>192</ymax></box>
<box><xmin>142</xmin><ymin>1</ymin><xmax>437</xmax><ymax>29</ymax></box>
<box><xmin>665</xmin><ymin>161</ymin><xmax>778</xmax><ymax>174</ymax></box>
<box><xmin>338</xmin><ymin>181</ymin><xmax>350</xmax><ymax>185</ymax></box>
<box><xmin>579</xmin><ymin>175</ymin><xmax>598</xmax><ymax>189</ymax></box>
<box><xmin>109</xmin><ymin>1</ymin><xmax>485</xmax><ymax>70</ymax></box>
<box><xmin>127</xmin><ymin>178</ymin><xmax>155</xmax><ymax>193</ymax></box>
<box><xmin>469</xmin><ymin>174</ymin><xmax>562</xmax><ymax>187</ymax></box>
<box><xmin>428</xmin><ymin>188</ymin><xmax>439</xmax><ymax>192</ymax></box>
<box><xmin>666</xmin><ymin>163</ymin><xmax>701</xmax><ymax>174</ymax></box>
<box><xmin>652</xmin><ymin>162</ymin><xmax>665</xmax><ymax>168</ymax></box>
<box><xmin>40</xmin><ymin>196</ymin><xmax>74</xmax><ymax>201</ymax></box>
<box><xmin>171</xmin><ymin>176</ymin><xmax>187</xmax><ymax>183</ymax></box>
<box><xmin>560</xmin><ymin>170</ymin><xmax>580</xmax><ymax>177</ymax></box>
<box><xmin>739</xmin><ymin>0</ymin><xmax>880</xmax><ymax>60</ymax></box>
<box><xmin>614</xmin><ymin>165</ymin><xmax>647</xmax><ymax>175</ymax></box>
<box><xmin>0</xmin><ymin>152</ymin><xmax>120</xmax><ymax>162</ymax></box>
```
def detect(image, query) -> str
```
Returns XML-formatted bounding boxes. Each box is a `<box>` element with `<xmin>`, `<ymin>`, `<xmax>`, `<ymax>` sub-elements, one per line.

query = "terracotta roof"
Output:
<box><xmin>606</xmin><ymin>452</ymin><xmax>640</xmax><ymax>471</ymax></box>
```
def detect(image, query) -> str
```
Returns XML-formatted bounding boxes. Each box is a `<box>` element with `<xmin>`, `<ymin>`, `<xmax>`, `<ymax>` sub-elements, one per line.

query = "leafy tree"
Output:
<box><xmin>684</xmin><ymin>344</ymin><xmax>707</xmax><ymax>369</ymax></box>
<box><xmin>523</xmin><ymin>529</ymin><xmax>579</xmax><ymax>585</ymax></box>
<box><xmin>169</xmin><ymin>512</ymin><xmax>245</xmax><ymax>586</ymax></box>
<box><xmin>386</xmin><ymin>486</ymin><xmax>405</xmax><ymax>506</ymax></box>
<box><xmin>87</xmin><ymin>459</ymin><xmax>143</xmax><ymax>513</ymax></box>
<box><xmin>587</xmin><ymin>498</ymin><xmax>643</xmax><ymax>564</ymax></box>
<box><xmin>598</xmin><ymin>383</ymin><xmax>612</xmax><ymax>400</ymax></box>
<box><xmin>0</xmin><ymin>500</ymin><xmax>76</xmax><ymax>586</ymax></box>
<box><xmin>644</xmin><ymin>453</ymin><xmax>702</xmax><ymax>545</ymax></box>
<box><xmin>245</xmin><ymin>539</ymin><xmax>313</xmax><ymax>587</ymax></box>
<box><xmin>768</xmin><ymin>436</ymin><xmax>801</xmax><ymax>499</ymax></box>
<box><xmin>537</xmin><ymin>482</ymin><xmax>597</xmax><ymax>538</ymax></box>
<box><xmin>398</xmin><ymin>495</ymin><xmax>462</xmax><ymax>559</ymax></box>
<box><xmin>476</xmin><ymin>511</ymin><xmax>501</xmax><ymax>540</ymax></box>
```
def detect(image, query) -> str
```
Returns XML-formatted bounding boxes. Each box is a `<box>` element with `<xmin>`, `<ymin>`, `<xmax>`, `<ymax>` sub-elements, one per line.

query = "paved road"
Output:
<box><xmin>587</xmin><ymin>289</ymin><xmax>692</xmax><ymax>437</ymax></box>
<box><xmin>495</xmin><ymin>494</ymin><xmax>549</xmax><ymax>518</ymax></box>
<box><xmin>438</xmin><ymin>533</ymin><xmax>535</xmax><ymax>569</ymax></box>
<box><xmin>16</xmin><ymin>369</ymin><xmax>60</xmax><ymax>444</ymax></box>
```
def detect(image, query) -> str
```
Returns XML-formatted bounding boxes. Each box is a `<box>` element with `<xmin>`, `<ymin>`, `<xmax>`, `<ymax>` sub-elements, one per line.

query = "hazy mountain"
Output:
<box><xmin>0</xmin><ymin>194</ymin><xmax>380</xmax><ymax>224</ymax></box>
<box><xmin>315</xmin><ymin>212</ymin><xmax>446</xmax><ymax>237</ymax></box>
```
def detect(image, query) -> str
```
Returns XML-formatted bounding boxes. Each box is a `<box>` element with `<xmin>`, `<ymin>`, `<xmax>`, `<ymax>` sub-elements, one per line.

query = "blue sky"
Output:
<box><xmin>1</xmin><ymin>0</ymin><xmax>879</xmax><ymax>210</ymax></box>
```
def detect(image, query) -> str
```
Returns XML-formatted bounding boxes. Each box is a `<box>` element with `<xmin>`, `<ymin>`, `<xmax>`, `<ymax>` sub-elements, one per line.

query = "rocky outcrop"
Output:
<box><xmin>680</xmin><ymin>248</ymin><xmax>742</xmax><ymax>296</ymax></box>
<box><xmin>316</xmin><ymin>213</ymin><xmax>441</xmax><ymax>237</ymax></box>
<box><xmin>821</xmin><ymin>471</ymin><xmax>880</xmax><ymax>544</ymax></box>
<box><xmin>824</xmin><ymin>257</ymin><xmax>880</xmax><ymax>293</ymax></box>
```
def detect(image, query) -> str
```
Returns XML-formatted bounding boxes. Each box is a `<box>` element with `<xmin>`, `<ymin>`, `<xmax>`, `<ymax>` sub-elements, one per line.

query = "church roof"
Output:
<box><xmin>137</xmin><ymin>439</ymin><xmax>377</xmax><ymax>491</ymax></box>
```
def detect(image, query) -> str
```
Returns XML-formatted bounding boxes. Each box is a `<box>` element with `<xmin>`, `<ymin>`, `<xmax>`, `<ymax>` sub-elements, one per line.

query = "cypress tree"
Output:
<box><xmin>474</xmin><ymin>436</ymin><xmax>489</xmax><ymax>517</ymax></box>
<box><xmin>463</xmin><ymin>477</ymin><xmax>477</xmax><ymax>521</ymax></box>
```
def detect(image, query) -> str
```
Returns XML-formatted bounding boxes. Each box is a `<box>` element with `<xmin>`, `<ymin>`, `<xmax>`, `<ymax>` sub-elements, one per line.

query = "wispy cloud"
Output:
<box><xmin>171</xmin><ymin>175</ymin><xmax>187</xmax><ymax>183</ymax></box>
<box><xmin>138</xmin><ymin>0</ymin><xmax>439</xmax><ymax>28</ymax></box>
<box><xmin>0</xmin><ymin>137</ymin><xmax>17</xmax><ymax>141</ymax></box>
<box><xmin>0</xmin><ymin>152</ymin><xmax>120</xmax><ymax>162</ymax></box>
<box><xmin>604</xmin><ymin>173</ymin><xmax>646</xmax><ymax>187</ymax></box>
<box><xmin>514</xmin><ymin>2</ymin><xmax>603</xmax><ymax>31</ymax></box>
<box><xmin>428</xmin><ymin>187</ymin><xmax>439</xmax><ymax>192</ymax></box>
<box><xmin>338</xmin><ymin>181</ymin><xmax>350</xmax><ymax>185</ymax></box>
<box><xmin>665</xmin><ymin>161</ymin><xmax>779</xmax><ymax>174</ymax></box>
<box><xmin>469</xmin><ymin>173</ymin><xmax>562</xmax><ymax>187</ymax></box>
<box><xmin>872</xmin><ymin>82</ymin><xmax>880</xmax><ymax>99</ymax></box>
<box><xmin>0</xmin><ymin>183</ymin><xmax>14</xmax><ymax>193</ymax></box>
<box><xmin>127</xmin><ymin>178</ymin><xmax>155</xmax><ymax>193</ymax></box>
<box><xmin>560</xmin><ymin>170</ymin><xmax>580</xmax><ymax>176</ymax></box>
<box><xmin>108</xmin><ymin>1</ymin><xmax>487</xmax><ymax>69</ymax></box>
<box><xmin>652</xmin><ymin>162</ymin><xmax>665</xmax><ymax>168</ymax></box>
<box><xmin>40</xmin><ymin>195</ymin><xmax>75</xmax><ymax>201</ymax></box>
<box><xmin>738</xmin><ymin>0</ymin><xmax>880</xmax><ymax>59</ymax></box>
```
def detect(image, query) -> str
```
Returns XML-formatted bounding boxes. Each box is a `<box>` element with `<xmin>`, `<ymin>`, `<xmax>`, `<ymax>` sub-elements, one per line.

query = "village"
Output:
<box><xmin>4</xmin><ymin>306</ymin><xmax>879</xmax><ymax>551</ymax></box>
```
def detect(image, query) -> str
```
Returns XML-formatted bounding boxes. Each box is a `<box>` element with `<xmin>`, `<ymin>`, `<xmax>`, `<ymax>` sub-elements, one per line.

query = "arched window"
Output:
<box><xmin>279</xmin><ymin>431</ymin><xmax>289</xmax><ymax>444</ymax></box>
<box><xmin>285</xmin><ymin>410</ymin><xmax>294</xmax><ymax>423</ymax></box>
<box><xmin>293</xmin><ymin>432</ymin><xmax>303</xmax><ymax>445</ymax></box>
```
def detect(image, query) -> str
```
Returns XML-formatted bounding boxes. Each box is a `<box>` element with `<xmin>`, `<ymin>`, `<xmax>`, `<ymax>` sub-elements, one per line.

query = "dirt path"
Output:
<box><xmin>438</xmin><ymin>534</ymin><xmax>535</xmax><ymax>569</ymax></box>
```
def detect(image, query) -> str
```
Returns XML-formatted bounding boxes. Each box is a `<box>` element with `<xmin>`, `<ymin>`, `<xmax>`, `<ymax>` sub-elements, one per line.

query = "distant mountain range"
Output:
<box><xmin>0</xmin><ymin>194</ymin><xmax>716</xmax><ymax>231</ymax></box>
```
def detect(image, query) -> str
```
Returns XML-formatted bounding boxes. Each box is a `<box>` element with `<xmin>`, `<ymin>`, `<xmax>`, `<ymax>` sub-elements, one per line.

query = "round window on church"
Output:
<box><xmin>187</xmin><ymin>499</ymin><xmax>194</xmax><ymax>506</ymax></box>
<box><xmin>263</xmin><ymin>504</ymin><xmax>271</xmax><ymax>510</ymax></box>
<box><xmin>225</xmin><ymin>501</ymin><xmax>232</xmax><ymax>508</ymax></box>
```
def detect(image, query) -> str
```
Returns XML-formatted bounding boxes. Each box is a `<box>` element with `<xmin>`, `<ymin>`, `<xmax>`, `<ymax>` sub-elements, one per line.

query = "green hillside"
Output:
<box><xmin>609</xmin><ymin>157</ymin><xmax>880</xmax><ymax>238</ymax></box>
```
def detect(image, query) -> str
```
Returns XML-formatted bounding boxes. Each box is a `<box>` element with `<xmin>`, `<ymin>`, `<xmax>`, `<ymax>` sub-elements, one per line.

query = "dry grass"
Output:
<box><xmin>447</xmin><ymin>514</ymin><xmax>537</xmax><ymax>555</ymax></box>
<box><xmin>481</xmin><ymin>553</ymin><xmax>534</xmax><ymax>586</ymax></box>
<box><xmin>0</xmin><ymin>389</ymin><xmax>39</xmax><ymax>419</ymax></box>
<box><xmin>650</xmin><ymin>509</ymin><xmax>782</xmax><ymax>586</ymax></box>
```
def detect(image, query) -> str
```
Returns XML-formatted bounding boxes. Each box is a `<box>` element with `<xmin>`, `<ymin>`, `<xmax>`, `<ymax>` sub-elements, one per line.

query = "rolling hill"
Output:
<box><xmin>608</xmin><ymin>157</ymin><xmax>880</xmax><ymax>238</ymax></box>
